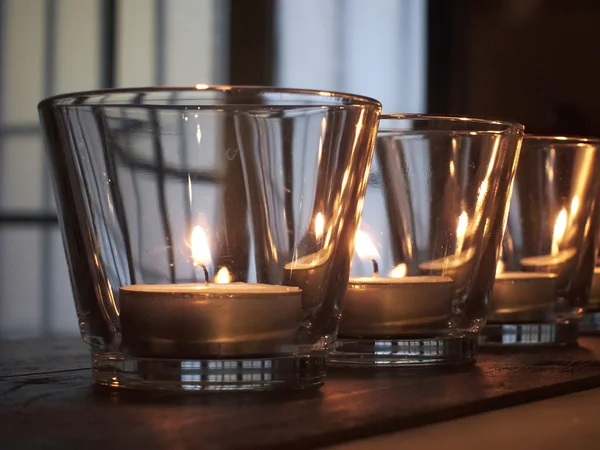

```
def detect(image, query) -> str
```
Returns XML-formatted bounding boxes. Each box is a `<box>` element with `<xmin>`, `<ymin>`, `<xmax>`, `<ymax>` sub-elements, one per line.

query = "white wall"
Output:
<box><xmin>276</xmin><ymin>0</ymin><xmax>428</xmax><ymax>271</ymax></box>
<box><xmin>276</xmin><ymin>0</ymin><xmax>427</xmax><ymax>113</ymax></box>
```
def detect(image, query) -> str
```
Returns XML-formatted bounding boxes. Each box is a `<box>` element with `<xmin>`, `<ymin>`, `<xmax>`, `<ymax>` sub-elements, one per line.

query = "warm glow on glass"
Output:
<box><xmin>552</xmin><ymin>208</ymin><xmax>568</xmax><ymax>254</ymax></box>
<box><xmin>214</xmin><ymin>267</ymin><xmax>232</xmax><ymax>284</ymax></box>
<box><xmin>496</xmin><ymin>260</ymin><xmax>505</xmax><ymax>274</ymax></box>
<box><xmin>584</xmin><ymin>217</ymin><xmax>592</xmax><ymax>240</ymax></box>
<box><xmin>546</xmin><ymin>159</ymin><xmax>554</xmax><ymax>182</ymax></box>
<box><xmin>191</xmin><ymin>225</ymin><xmax>211</xmax><ymax>266</ymax></box>
<box><xmin>570</xmin><ymin>196</ymin><xmax>580</xmax><ymax>217</ymax></box>
<box><xmin>389</xmin><ymin>263</ymin><xmax>407</xmax><ymax>278</ymax></box>
<box><xmin>315</xmin><ymin>212</ymin><xmax>324</xmax><ymax>241</ymax></box>
<box><xmin>317</xmin><ymin>117</ymin><xmax>327</xmax><ymax>166</ymax></box>
<box><xmin>456</xmin><ymin>211</ymin><xmax>469</xmax><ymax>253</ymax></box>
<box><xmin>355</xmin><ymin>230</ymin><xmax>380</xmax><ymax>261</ymax></box>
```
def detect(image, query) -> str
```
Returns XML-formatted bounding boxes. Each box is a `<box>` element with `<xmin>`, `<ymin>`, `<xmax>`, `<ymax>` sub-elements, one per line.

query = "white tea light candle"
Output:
<box><xmin>339</xmin><ymin>275</ymin><xmax>454</xmax><ymax>336</ymax></box>
<box><xmin>489</xmin><ymin>272</ymin><xmax>558</xmax><ymax>322</ymax></box>
<box><xmin>120</xmin><ymin>281</ymin><xmax>301</xmax><ymax>357</ymax></box>
<box><xmin>339</xmin><ymin>231</ymin><xmax>454</xmax><ymax>336</ymax></box>
<box><xmin>417</xmin><ymin>247</ymin><xmax>475</xmax><ymax>289</ymax></box>
<box><xmin>520</xmin><ymin>248</ymin><xmax>576</xmax><ymax>282</ymax></box>
<box><xmin>120</xmin><ymin>226</ymin><xmax>302</xmax><ymax>357</ymax></box>
<box><xmin>521</xmin><ymin>209</ymin><xmax>576</xmax><ymax>283</ymax></box>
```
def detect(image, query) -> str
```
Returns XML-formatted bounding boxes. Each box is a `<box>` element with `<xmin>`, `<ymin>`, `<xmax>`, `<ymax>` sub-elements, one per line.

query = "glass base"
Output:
<box><xmin>478</xmin><ymin>321</ymin><xmax>579</xmax><ymax>347</ymax></box>
<box><xmin>328</xmin><ymin>336</ymin><xmax>476</xmax><ymax>367</ymax></box>
<box><xmin>580</xmin><ymin>311</ymin><xmax>600</xmax><ymax>334</ymax></box>
<box><xmin>92</xmin><ymin>350</ymin><xmax>326</xmax><ymax>391</ymax></box>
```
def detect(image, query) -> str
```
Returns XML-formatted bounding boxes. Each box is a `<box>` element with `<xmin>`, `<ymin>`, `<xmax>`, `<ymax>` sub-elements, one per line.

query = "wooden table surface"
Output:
<box><xmin>330</xmin><ymin>387</ymin><xmax>600</xmax><ymax>450</ymax></box>
<box><xmin>3</xmin><ymin>338</ymin><xmax>600</xmax><ymax>450</ymax></box>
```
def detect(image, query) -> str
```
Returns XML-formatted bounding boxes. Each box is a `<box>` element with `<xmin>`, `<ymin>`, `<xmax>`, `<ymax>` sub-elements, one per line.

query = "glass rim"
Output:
<box><xmin>524</xmin><ymin>134</ymin><xmax>600</xmax><ymax>145</ymax></box>
<box><xmin>380</xmin><ymin>113</ymin><xmax>525</xmax><ymax>132</ymax></box>
<box><xmin>37</xmin><ymin>85</ymin><xmax>382</xmax><ymax>110</ymax></box>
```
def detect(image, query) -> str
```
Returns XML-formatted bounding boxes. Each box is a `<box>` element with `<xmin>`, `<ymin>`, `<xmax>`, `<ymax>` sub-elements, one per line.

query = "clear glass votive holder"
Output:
<box><xmin>329</xmin><ymin>114</ymin><xmax>524</xmax><ymax>366</ymax></box>
<box><xmin>480</xmin><ymin>136</ymin><xmax>600</xmax><ymax>347</ymax></box>
<box><xmin>38</xmin><ymin>86</ymin><xmax>381</xmax><ymax>391</ymax></box>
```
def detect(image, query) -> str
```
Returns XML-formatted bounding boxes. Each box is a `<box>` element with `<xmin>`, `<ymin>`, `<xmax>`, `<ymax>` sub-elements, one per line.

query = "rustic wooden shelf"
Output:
<box><xmin>3</xmin><ymin>337</ymin><xmax>600</xmax><ymax>449</ymax></box>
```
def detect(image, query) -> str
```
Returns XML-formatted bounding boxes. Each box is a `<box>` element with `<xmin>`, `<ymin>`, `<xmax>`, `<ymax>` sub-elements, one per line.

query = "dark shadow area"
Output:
<box><xmin>427</xmin><ymin>0</ymin><xmax>600</xmax><ymax>137</ymax></box>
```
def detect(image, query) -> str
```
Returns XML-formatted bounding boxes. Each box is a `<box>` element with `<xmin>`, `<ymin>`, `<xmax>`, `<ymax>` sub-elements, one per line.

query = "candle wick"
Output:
<box><xmin>196</xmin><ymin>263</ymin><xmax>209</xmax><ymax>285</ymax></box>
<box><xmin>371</xmin><ymin>259</ymin><xmax>379</xmax><ymax>278</ymax></box>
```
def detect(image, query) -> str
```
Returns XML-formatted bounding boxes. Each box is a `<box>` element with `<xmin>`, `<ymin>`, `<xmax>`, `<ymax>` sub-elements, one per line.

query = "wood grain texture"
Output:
<box><xmin>3</xmin><ymin>338</ymin><xmax>600</xmax><ymax>449</ymax></box>
<box><xmin>0</xmin><ymin>338</ymin><xmax>89</xmax><ymax>378</ymax></box>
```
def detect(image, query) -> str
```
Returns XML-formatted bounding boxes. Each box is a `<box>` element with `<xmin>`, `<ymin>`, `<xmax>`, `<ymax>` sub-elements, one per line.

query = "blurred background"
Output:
<box><xmin>0</xmin><ymin>0</ymin><xmax>598</xmax><ymax>339</ymax></box>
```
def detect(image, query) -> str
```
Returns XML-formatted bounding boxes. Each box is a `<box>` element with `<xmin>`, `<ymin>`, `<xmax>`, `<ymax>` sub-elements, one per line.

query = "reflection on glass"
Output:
<box><xmin>332</xmin><ymin>114</ymin><xmax>524</xmax><ymax>366</ymax></box>
<box><xmin>39</xmin><ymin>86</ymin><xmax>381</xmax><ymax>390</ymax></box>
<box><xmin>485</xmin><ymin>136</ymin><xmax>600</xmax><ymax>346</ymax></box>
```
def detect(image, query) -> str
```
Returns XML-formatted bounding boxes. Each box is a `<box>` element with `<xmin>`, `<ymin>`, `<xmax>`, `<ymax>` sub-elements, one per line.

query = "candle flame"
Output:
<box><xmin>456</xmin><ymin>211</ymin><xmax>469</xmax><ymax>253</ymax></box>
<box><xmin>315</xmin><ymin>212</ymin><xmax>324</xmax><ymax>241</ymax></box>
<box><xmin>355</xmin><ymin>230</ymin><xmax>380</xmax><ymax>261</ymax></box>
<box><xmin>214</xmin><ymin>267</ymin><xmax>232</xmax><ymax>284</ymax></box>
<box><xmin>389</xmin><ymin>263</ymin><xmax>407</xmax><ymax>278</ymax></box>
<box><xmin>552</xmin><ymin>208</ymin><xmax>568</xmax><ymax>255</ymax></box>
<box><xmin>191</xmin><ymin>225</ymin><xmax>211</xmax><ymax>266</ymax></box>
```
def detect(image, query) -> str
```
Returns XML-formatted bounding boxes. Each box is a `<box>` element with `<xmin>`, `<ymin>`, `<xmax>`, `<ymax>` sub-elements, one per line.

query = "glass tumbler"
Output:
<box><xmin>38</xmin><ymin>86</ymin><xmax>381</xmax><ymax>390</ymax></box>
<box><xmin>481</xmin><ymin>136</ymin><xmax>600</xmax><ymax>346</ymax></box>
<box><xmin>330</xmin><ymin>115</ymin><xmax>523</xmax><ymax>366</ymax></box>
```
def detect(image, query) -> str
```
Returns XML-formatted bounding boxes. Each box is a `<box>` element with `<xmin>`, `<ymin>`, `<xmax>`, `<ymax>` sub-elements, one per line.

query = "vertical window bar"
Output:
<box><xmin>0</xmin><ymin>0</ymin><xmax>5</xmax><ymax>204</ymax></box>
<box><xmin>43</xmin><ymin>0</ymin><xmax>56</xmax><ymax>98</ymax></box>
<box><xmin>41</xmin><ymin>0</ymin><xmax>58</xmax><ymax>335</ymax></box>
<box><xmin>155</xmin><ymin>0</ymin><xmax>165</xmax><ymax>85</ymax></box>
<box><xmin>213</xmin><ymin>0</ymin><xmax>229</xmax><ymax>83</ymax></box>
<box><xmin>334</xmin><ymin>0</ymin><xmax>346</xmax><ymax>89</ymax></box>
<box><xmin>229</xmin><ymin>0</ymin><xmax>274</xmax><ymax>85</ymax></box>
<box><xmin>427</xmin><ymin>1</ymin><xmax>456</xmax><ymax>114</ymax></box>
<box><xmin>101</xmin><ymin>0</ymin><xmax>117</xmax><ymax>89</ymax></box>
